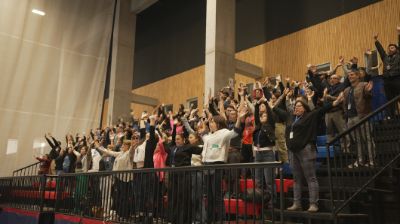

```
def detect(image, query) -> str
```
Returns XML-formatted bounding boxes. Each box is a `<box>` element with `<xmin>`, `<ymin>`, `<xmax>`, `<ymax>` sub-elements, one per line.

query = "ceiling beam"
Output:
<box><xmin>132</xmin><ymin>93</ymin><xmax>159</xmax><ymax>107</ymax></box>
<box><xmin>235</xmin><ymin>59</ymin><xmax>263</xmax><ymax>79</ymax></box>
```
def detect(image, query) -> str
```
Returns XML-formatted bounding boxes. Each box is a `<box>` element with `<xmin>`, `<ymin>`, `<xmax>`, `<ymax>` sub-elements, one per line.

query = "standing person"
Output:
<box><xmin>253</xmin><ymin>97</ymin><xmax>276</xmax><ymax>206</ymax></box>
<box><xmin>343</xmin><ymin>69</ymin><xmax>374</xmax><ymax>167</ymax></box>
<box><xmin>168</xmin><ymin>130</ymin><xmax>202</xmax><ymax>224</ymax></box>
<box><xmin>374</xmin><ymin>27</ymin><xmax>400</xmax><ymax>101</ymax></box>
<box><xmin>35</xmin><ymin>154</ymin><xmax>51</xmax><ymax>175</ymax></box>
<box><xmin>274</xmin><ymin>94</ymin><xmax>344</xmax><ymax>212</ymax></box>
<box><xmin>181</xmin><ymin>115</ymin><xmax>206</xmax><ymax>223</ymax></box>
<box><xmin>324</xmin><ymin>75</ymin><xmax>349</xmax><ymax>151</ymax></box>
<box><xmin>201</xmin><ymin>110</ymin><xmax>245</xmax><ymax>223</ymax></box>
<box><xmin>95</xmin><ymin>136</ymin><xmax>138</xmax><ymax>220</ymax></box>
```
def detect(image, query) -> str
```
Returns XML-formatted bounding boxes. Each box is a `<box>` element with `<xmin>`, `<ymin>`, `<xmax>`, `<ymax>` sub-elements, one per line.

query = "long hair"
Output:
<box><xmin>258</xmin><ymin>102</ymin><xmax>275</xmax><ymax>129</ymax></box>
<box><xmin>212</xmin><ymin>115</ymin><xmax>227</xmax><ymax>130</ymax></box>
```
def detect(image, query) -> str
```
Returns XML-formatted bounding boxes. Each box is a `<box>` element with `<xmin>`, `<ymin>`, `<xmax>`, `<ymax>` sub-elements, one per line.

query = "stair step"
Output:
<box><xmin>272</xmin><ymin>209</ymin><xmax>369</xmax><ymax>220</ymax></box>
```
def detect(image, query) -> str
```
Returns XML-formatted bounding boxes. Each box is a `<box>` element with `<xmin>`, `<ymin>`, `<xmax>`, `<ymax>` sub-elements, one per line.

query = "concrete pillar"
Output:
<box><xmin>107</xmin><ymin>0</ymin><xmax>136</xmax><ymax>125</ymax></box>
<box><xmin>205</xmin><ymin>0</ymin><xmax>236</xmax><ymax>103</ymax></box>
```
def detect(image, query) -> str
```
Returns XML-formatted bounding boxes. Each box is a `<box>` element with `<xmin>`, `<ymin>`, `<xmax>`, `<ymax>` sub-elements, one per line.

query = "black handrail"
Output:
<box><xmin>327</xmin><ymin>94</ymin><xmax>400</xmax><ymax>146</ymax></box>
<box><xmin>1</xmin><ymin>161</ymin><xmax>285</xmax><ymax>223</ymax></box>
<box><xmin>12</xmin><ymin>162</ymin><xmax>41</xmax><ymax>176</ymax></box>
<box><xmin>326</xmin><ymin>94</ymin><xmax>400</xmax><ymax>218</ymax></box>
<box><xmin>334</xmin><ymin>153</ymin><xmax>400</xmax><ymax>215</ymax></box>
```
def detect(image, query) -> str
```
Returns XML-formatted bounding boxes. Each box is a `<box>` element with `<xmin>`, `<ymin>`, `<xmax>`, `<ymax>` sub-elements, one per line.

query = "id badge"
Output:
<box><xmin>387</xmin><ymin>65</ymin><xmax>391</xmax><ymax>70</ymax></box>
<box><xmin>348</xmin><ymin>104</ymin><xmax>351</xmax><ymax>110</ymax></box>
<box><xmin>289</xmin><ymin>131</ymin><xmax>293</xmax><ymax>139</ymax></box>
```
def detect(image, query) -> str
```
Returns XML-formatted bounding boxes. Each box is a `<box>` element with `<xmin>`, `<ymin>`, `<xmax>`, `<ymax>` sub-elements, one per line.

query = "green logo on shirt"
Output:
<box><xmin>211</xmin><ymin>144</ymin><xmax>220</xmax><ymax>150</ymax></box>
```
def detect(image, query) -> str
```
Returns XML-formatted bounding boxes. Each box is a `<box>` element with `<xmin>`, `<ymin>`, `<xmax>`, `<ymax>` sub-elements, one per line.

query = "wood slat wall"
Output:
<box><xmin>263</xmin><ymin>0</ymin><xmax>400</xmax><ymax>81</ymax></box>
<box><xmin>131</xmin><ymin>0</ymin><xmax>400</xmax><ymax>117</ymax></box>
<box><xmin>132</xmin><ymin>66</ymin><xmax>205</xmax><ymax>118</ymax></box>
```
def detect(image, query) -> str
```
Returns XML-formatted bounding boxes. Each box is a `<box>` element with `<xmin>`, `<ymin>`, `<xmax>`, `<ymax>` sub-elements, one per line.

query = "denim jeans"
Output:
<box><xmin>254</xmin><ymin>149</ymin><xmax>275</xmax><ymax>198</ymax></box>
<box><xmin>289</xmin><ymin>144</ymin><xmax>319</xmax><ymax>204</ymax></box>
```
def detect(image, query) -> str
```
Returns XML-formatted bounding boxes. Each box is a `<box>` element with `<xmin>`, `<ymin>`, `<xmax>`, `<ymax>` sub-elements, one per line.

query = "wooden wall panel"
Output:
<box><xmin>263</xmin><ymin>0</ymin><xmax>400</xmax><ymax>81</ymax></box>
<box><xmin>132</xmin><ymin>66</ymin><xmax>205</xmax><ymax>118</ymax></box>
<box><xmin>132</xmin><ymin>0</ymin><xmax>400</xmax><ymax>115</ymax></box>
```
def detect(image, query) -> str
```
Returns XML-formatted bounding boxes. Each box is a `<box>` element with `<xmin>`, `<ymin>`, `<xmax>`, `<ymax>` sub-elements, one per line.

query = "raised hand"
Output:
<box><xmin>238</xmin><ymin>85</ymin><xmax>245</xmax><ymax>96</ymax></box>
<box><xmin>258</xmin><ymin>95</ymin><xmax>267</xmax><ymax>104</ymax></box>
<box><xmin>238</xmin><ymin>107</ymin><xmax>248</xmax><ymax>118</ymax></box>
<box><xmin>373</xmin><ymin>33</ymin><xmax>379</xmax><ymax>41</ymax></box>
<box><xmin>306</xmin><ymin>89</ymin><xmax>315</xmax><ymax>100</ymax></box>
<box><xmin>283</xmin><ymin>88</ymin><xmax>290</xmax><ymax>96</ymax></box>
<box><xmin>262</xmin><ymin>76</ymin><xmax>269</xmax><ymax>86</ymax></box>
<box><xmin>333</xmin><ymin>92</ymin><xmax>344</xmax><ymax>106</ymax></box>
<box><xmin>365</xmin><ymin>81</ymin><xmax>373</xmax><ymax>92</ymax></box>
<box><xmin>323</xmin><ymin>88</ymin><xmax>328</xmax><ymax>97</ymax></box>
<box><xmin>338</xmin><ymin>56</ymin><xmax>344</xmax><ymax>64</ymax></box>
<box><xmin>255</xmin><ymin>81</ymin><xmax>262</xmax><ymax>90</ymax></box>
<box><xmin>268</xmin><ymin>99</ymin><xmax>275</xmax><ymax>109</ymax></box>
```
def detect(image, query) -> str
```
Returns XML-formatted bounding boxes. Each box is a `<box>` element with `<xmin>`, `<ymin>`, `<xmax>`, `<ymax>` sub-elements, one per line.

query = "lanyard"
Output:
<box><xmin>257</xmin><ymin>129</ymin><xmax>262</xmax><ymax>146</ymax></box>
<box><xmin>291</xmin><ymin>116</ymin><xmax>302</xmax><ymax>132</ymax></box>
<box><xmin>171</xmin><ymin>146</ymin><xmax>178</xmax><ymax>164</ymax></box>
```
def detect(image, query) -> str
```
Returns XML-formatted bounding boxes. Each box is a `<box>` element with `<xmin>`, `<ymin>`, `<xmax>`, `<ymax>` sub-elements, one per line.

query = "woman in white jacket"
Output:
<box><xmin>95</xmin><ymin>136</ymin><xmax>139</xmax><ymax>220</ymax></box>
<box><xmin>201</xmin><ymin>111</ymin><xmax>245</xmax><ymax>223</ymax></box>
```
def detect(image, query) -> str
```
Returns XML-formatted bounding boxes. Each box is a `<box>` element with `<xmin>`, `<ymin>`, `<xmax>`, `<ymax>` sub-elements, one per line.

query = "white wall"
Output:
<box><xmin>0</xmin><ymin>0</ymin><xmax>114</xmax><ymax>176</ymax></box>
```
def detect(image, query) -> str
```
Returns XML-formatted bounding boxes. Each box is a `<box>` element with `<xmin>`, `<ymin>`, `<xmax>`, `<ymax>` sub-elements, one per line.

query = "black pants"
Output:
<box><xmin>383</xmin><ymin>76</ymin><xmax>400</xmax><ymax>117</ymax></box>
<box><xmin>384</xmin><ymin>76</ymin><xmax>400</xmax><ymax>101</ymax></box>
<box><xmin>113</xmin><ymin>178</ymin><xmax>134</xmax><ymax>218</ymax></box>
<box><xmin>169</xmin><ymin>171</ymin><xmax>191</xmax><ymax>224</ymax></box>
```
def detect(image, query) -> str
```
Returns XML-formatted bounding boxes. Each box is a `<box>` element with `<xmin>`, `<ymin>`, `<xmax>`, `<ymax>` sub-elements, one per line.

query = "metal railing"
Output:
<box><xmin>1</xmin><ymin>162</ymin><xmax>285</xmax><ymax>224</ymax></box>
<box><xmin>12</xmin><ymin>162</ymin><xmax>41</xmax><ymax>177</ymax></box>
<box><xmin>326</xmin><ymin>95</ymin><xmax>400</xmax><ymax>217</ymax></box>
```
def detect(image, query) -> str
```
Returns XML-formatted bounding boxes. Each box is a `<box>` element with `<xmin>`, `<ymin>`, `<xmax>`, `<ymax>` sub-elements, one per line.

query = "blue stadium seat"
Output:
<box><xmin>317</xmin><ymin>145</ymin><xmax>335</xmax><ymax>159</ymax></box>
<box><xmin>316</xmin><ymin>135</ymin><xmax>327</xmax><ymax>146</ymax></box>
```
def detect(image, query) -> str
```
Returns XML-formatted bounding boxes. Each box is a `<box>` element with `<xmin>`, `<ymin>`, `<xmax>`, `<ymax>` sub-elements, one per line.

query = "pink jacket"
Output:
<box><xmin>153</xmin><ymin>139</ymin><xmax>168</xmax><ymax>181</ymax></box>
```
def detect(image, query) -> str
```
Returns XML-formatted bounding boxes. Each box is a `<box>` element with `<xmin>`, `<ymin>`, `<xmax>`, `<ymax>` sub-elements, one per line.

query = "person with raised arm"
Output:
<box><xmin>273</xmin><ymin>90</ymin><xmax>344</xmax><ymax>212</ymax></box>
<box><xmin>374</xmin><ymin>27</ymin><xmax>400</xmax><ymax>101</ymax></box>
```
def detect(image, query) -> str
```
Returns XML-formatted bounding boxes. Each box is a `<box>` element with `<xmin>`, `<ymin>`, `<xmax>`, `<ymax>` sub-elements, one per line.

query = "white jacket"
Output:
<box><xmin>202</xmin><ymin>128</ymin><xmax>238</xmax><ymax>163</ymax></box>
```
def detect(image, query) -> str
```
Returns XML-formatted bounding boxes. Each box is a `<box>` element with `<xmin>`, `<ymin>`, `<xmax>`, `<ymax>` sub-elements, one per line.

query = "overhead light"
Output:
<box><xmin>32</xmin><ymin>9</ymin><xmax>45</xmax><ymax>16</ymax></box>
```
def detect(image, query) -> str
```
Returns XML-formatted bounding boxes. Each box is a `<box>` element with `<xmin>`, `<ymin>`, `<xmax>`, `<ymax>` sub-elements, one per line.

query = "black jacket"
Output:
<box><xmin>144</xmin><ymin>126</ymin><xmax>157</xmax><ymax>168</ymax></box>
<box><xmin>274</xmin><ymin>103</ymin><xmax>332</xmax><ymax>152</ymax></box>
<box><xmin>253</xmin><ymin>103</ymin><xmax>276</xmax><ymax>147</ymax></box>
<box><xmin>375</xmin><ymin>34</ymin><xmax>400</xmax><ymax>78</ymax></box>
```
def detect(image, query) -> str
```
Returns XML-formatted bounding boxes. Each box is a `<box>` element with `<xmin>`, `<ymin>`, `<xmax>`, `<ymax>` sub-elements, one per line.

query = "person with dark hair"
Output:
<box><xmin>374</xmin><ymin>27</ymin><xmax>400</xmax><ymax>101</ymax></box>
<box><xmin>273</xmin><ymin>93</ymin><xmax>344</xmax><ymax>212</ymax></box>
<box><xmin>35</xmin><ymin>154</ymin><xmax>51</xmax><ymax>175</ymax></box>
<box><xmin>324</xmin><ymin>74</ymin><xmax>349</xmax><ymax>151</ymax></box>
<box><xmin>201</xmin><ymin>107</ymin><xmax>246</xmax><ymax>223</ymax></box>
<box><xmin>343</xmin><ymin>69</ymin><xmax>374</xmax><ymax>167</ymax></box>
<box><xmin>167</xmin><ymin>124</ymin><xmax>202</xmax><ymax>224</ymax></box>
<box><xmin>253</xmin><ymin>95</ymin><xmax>277</xmax><ymax>206</ymax></box>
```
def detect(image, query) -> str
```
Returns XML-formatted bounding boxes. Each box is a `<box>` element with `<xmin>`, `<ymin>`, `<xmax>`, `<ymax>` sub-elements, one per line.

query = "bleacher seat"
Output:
<box><xmin>317</xmin><ymin>145</ymin><xmax>335</xmax><ymax>159</ymax></box>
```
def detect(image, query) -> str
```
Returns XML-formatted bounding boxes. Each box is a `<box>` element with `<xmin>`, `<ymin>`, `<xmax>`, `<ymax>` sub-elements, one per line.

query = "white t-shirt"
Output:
<box><xmin>133</xmin><ymin>141</ymin><xmax>146</xmax><ymax>166</ymax></box>
<box><xmin>202</xmin><ymin>128</ymin><xmax>238</xmax><ymax>163</ymax></box>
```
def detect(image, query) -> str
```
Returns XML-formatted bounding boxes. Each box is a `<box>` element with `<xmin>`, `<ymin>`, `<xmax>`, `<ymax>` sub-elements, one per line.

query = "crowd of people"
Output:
<box><xmin>33</xmin><ymin>29</ymin><xmax>400</xmax><ymax>222</ymax></box>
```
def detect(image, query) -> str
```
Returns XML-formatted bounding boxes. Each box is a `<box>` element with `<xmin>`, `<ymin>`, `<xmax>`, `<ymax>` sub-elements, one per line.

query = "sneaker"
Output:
<box><xmin>287</xmin><ymin>202</ymin><xmax>302</xmax><ymax>211</ymax></box>
<box><xmin>365</xmin><ymin>161</ymin><xmax>375</xmax><ymax>167</ymax></box>
<box><xmin>348</xmin><ymin>161</ymin><xmax>364</xmax><ymax>168</ymax></box>
<box><xmin>307</xmin><ymin>203</ymin><xmax>319</xmax><ymax>212</ymax></box>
